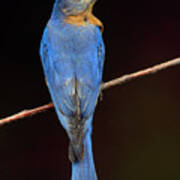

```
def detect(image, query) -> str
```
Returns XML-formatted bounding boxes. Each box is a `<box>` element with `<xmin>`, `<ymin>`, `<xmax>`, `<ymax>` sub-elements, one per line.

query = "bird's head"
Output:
<box><xmin>59</xmin><ymin>0</ymin><xmax>97</xmax><ymax>16</ymax></box>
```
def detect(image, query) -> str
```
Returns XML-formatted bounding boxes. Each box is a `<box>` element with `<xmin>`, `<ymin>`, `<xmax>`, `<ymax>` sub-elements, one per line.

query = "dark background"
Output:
<box><xmin>0</xmin><ymin>0</ymin><xmax>180</xmax><ymax>180</ymax></box>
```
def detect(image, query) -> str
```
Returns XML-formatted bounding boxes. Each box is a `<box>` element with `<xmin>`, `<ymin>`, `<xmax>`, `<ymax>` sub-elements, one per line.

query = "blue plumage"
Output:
<box><xmin>40</xmin><ymin>0</ymin><xmax>105</xmax><ymax>179</ymax></box>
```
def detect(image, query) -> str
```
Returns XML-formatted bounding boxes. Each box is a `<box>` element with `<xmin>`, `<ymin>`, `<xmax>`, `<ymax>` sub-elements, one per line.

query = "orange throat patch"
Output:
<box><xmin>63</xmin><ymin>10</ymin><xmax>104</xmax><ymax>32</ymax></box>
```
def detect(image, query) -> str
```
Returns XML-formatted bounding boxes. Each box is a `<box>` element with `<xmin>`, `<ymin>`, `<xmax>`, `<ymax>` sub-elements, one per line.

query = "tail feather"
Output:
<box><xmin>69</xmin><ymin>142</ymin><xmax>84</xmax><ymax>163</ymax></box>
<box><xmin>71</xmin><ymin>132</ymin><xmax>97</xmax><ymax>180</ymax></box>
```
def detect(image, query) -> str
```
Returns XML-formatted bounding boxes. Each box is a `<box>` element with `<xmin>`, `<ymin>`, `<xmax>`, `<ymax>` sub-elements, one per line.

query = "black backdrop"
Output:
<box><xmin>0</xmin><ymin>0</ymin><xmax>180</xmax><ymax>180</ymax></box>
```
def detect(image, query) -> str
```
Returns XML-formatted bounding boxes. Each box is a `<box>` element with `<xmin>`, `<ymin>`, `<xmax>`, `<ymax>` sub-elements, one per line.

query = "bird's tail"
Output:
<box><xmin>70</xmin><ymin>132</ymin><xmax>97</xmax><ymax>180</ymax></box>
<box><xmin>69</xmin><ymin>139</ymin><xmax>85</xmax><ymax>163</ymax></box>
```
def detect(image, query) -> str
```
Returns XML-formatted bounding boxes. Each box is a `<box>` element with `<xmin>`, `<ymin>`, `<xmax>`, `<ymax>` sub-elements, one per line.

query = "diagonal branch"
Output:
<box><xmin>102</xmin><ymin>57</ymin><xmax>180</xmax><ymax>90</ymax></box>
<box><xmin>0</xmin><ymin>103</ymin><xmax>54</xmax><ymax>126</ymax></box>
<box><xmin>1</xmin><ymin>57</ymin><xmax>180</xmax><ymax>126</ymax></box>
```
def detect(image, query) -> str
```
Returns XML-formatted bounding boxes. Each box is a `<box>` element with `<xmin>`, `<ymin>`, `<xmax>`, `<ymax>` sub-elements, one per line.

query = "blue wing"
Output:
<box><xmin>40</xmin><ymin>21</ymin><xmax>105</xmax><ymax>163</ymax></box>
<box><xmin>40</xmin><ymin>22</ymin><xmax>105</xmax><ymax>130</ymax></box>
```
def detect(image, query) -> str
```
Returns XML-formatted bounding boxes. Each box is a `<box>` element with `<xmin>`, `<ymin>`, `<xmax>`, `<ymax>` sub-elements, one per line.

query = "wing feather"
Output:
<box><xmin>40</xmin><ymin>24</ymin><xmax>105</xmax><ymax>127</ymax></box>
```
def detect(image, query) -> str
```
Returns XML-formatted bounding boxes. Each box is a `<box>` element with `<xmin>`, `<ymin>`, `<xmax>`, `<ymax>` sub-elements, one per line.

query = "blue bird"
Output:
<box><xmin>40</xmin><ymin>0</ymin><xmax>105</xmax><ymax>179</ymax></box>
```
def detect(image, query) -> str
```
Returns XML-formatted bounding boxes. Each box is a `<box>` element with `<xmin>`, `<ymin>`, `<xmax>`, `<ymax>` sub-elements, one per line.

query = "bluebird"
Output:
<box><xmin>40</xmin><ymin>0</ymin><xmax>105</xmax><ymax>179</ymax></box>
